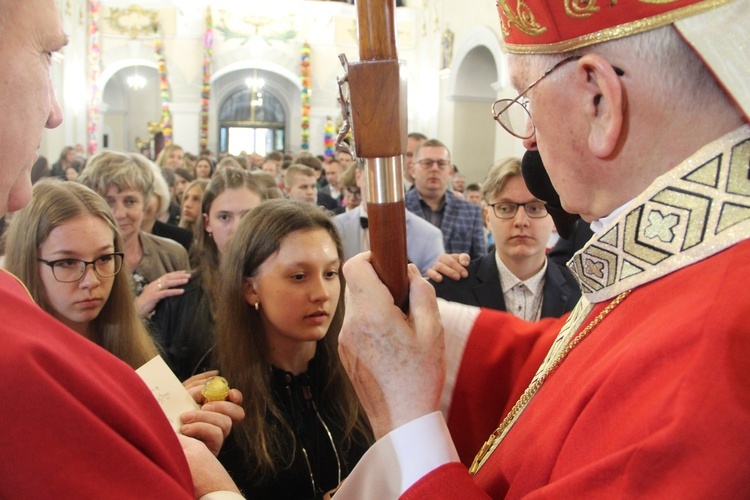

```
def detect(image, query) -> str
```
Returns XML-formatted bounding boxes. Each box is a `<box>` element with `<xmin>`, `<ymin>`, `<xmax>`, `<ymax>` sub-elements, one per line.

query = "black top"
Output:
<box><xmin>150</xmin><ymin>271</ymin><xmax>214</xmax><ymax>381</ymax></box>
<box><xmin>316</xmin><ymin>191</ymin><xmax>340</xmax><ymax>211</ymax></box>
<box><xmin>219</xmin><ymin>355</ymin><xmax>370</xmax><ymax>499</ymax></box>
<box><xmin>152</xmin><ymin>219</ymin><xmax>193</xmax><ymax>252</ymax></box>
<box><xmin>547</xmin><ymin>220</ymin><xmax>594</xmax><ymax>267</ymax></box>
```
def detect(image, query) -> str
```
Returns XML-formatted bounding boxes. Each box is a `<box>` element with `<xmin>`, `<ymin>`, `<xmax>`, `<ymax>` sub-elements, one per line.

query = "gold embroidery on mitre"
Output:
<box><xmin>499</xmin><ymin>0</ymin><xmax>548</xmax><ymax>38</ymax></box>
<box><xmin>502</xmin><ymin>0</ymin><xmax>734</xmax><ymax>54</ymax></box>
<box><xmin>565</xmin><ymin>0</ymin><xmax>601</xmax><ymax>18</ymax></box>
<box><xmin>640</xmin><ymin>0</ymin><xmax>682</xmax><ymax>4</ymax></box>
<box><xmin>571</xmin><ymin>126</ymin><xmax>750</xmax><ymax>303</ymax></box>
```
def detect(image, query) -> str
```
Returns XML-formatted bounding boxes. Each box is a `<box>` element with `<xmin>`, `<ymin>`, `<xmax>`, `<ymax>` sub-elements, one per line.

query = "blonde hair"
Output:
<box><xmin>78</xmin><ymin>151</ymin><xmax>155</xmax><ymax>206</ymax></box>
<box><xmin>4</xmin><ymin>180</ymin><xmax>158</xmax><ymax>368</ymax></box>
<box><xmin>481</xmin><ymin>157</ymin><xmax>522</xmax><ymax>202</ymax></box>
<box><xmin>155</xmin><ymin>144</ymin><xmax>184</xmax><ymax>168</ymax></box>
<box><xmin>178</xmin><ymin>178</ymin><xmax>210</xmax><ymax>233</ymax></box>
<box><xmin>146</xmin><ymin>160</ymin><xmax>171</xmax><ymax>217</ymax></box>
<box><xmin>284</xmin><ymin>164</ymin><xmax>315</xmax><ymax>187</ymax></box>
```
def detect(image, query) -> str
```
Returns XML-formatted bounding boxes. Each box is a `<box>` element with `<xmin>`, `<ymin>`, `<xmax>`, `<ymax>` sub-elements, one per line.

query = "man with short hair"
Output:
<box><xmin>431</xmin><ymin>157</ymin><xmax>579</xmax><ymax>320</ymax></box>
<box><xmin>320</xmin><ymin>158</ymin><xmax>344</xmax><ymax>204</ymax></box>
<box><xmin>451</xmin><ymin>171</ymin><xmax>466</xmax><ymax>194</ymax></box>
<box><xmin>334</xmin><ymin>160</ymin><xmax>445</xmax><ymax>276</ymax></box>
<box><xmin>336</xmin><ymin>0</ymin><xmax>750</xmax><ymax>497</ymax></box>
<box><xmin>464</xmin><ymin>183</ymin><xmax>483</xmax><ymax>206</ymax></box>
<box><xmin>335</xmin><ymin>149</ymin><xmax>355</xmax><ymax>171</ymax></box>
<box><xmin>293</xmin><ymin>154</ymin><xmax>340</xmax><ymax>210</ymax></box>
<box><xmin>403</xmin><ymin>132</ymin><xmax>427</xmax><ymax>190</ymax></box>
<box><xmin>284</xmin><ymin>164</ymin><xmax>318</xmax><ymax>206</ymax></box>
<box><xmin>406</xmin><ymin>139</ymin><xmax>486</xmax><ymax>259</ymax></box>
<box><xmin>0</xmin><ymin>1</ymin><xmax>241</xmax><ymax>497</ymax></box>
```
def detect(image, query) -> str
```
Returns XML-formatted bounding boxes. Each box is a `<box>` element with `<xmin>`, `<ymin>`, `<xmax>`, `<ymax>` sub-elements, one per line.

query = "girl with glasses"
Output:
<box><xmin>4</xmin><ymin>179</ymin><xmax>244</xmax><ymax>454</ymax></box>
<box><xmin>4</xmin><ymin>180</ymin><xmax>156</xmax><ymax>368</ymax></box>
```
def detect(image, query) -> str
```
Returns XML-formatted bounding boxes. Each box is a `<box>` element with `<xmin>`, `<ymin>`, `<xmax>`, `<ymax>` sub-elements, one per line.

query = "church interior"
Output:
<box><xmin>46</xmin><ymin>0</ymin><xmax>525</xmax><ymax>185</ymax></box>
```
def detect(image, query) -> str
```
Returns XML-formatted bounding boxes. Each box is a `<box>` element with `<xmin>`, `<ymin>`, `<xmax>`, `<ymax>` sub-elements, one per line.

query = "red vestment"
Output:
<box><xmin>0</xmin><ymin>270</ymin><xmax>194</xmax><ymax>498</ymax></box>
<box><xmin>404</xmin><ymin>126</ymin><xmax>750</xmax><ymax>498</ymax></box>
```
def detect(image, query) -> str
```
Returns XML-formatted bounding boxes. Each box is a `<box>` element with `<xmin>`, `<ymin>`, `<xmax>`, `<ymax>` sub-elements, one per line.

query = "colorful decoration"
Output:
<box><xmin>154</xmin><ymin>34</ymin><xmax>173</xmax><ymax>146</ymax></box>
<box><xmin>87</xmin><ymin>0</ymin><xmax>101</xmax><ymax>155</ymax></box>
<box><xmin>200</xmin><ymin>8</ymin><xmax>214</xmax><ymax>150</ymax></box>
<box><xmin>300</xmin><ymin>42</ymin><xmax>311</xmax><ymax>151</ymax></box>
<box><xmin>324</xmin><ymin>116</ymin><xmax>335</xmax><ymax>157</ymax></box>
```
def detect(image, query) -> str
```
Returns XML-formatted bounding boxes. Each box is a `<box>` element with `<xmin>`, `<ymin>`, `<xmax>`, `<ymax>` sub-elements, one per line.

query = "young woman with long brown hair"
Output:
<box><xmin>214</xmin><ymin>199</ymin><xmax>372</xmax><ymax>498</ymax></box>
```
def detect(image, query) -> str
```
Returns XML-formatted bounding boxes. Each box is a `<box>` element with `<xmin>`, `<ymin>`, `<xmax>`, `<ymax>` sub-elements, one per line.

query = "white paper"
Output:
<box><xmin>136</xmin><ymin>355</ymin><xmax>200</xmax><ymax>432</ymax></box>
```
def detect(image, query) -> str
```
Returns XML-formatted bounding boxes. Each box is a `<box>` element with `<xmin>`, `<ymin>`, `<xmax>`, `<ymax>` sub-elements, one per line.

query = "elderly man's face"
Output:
<box><xmin>508</xmin><ymin>55</ymin><xmax>591</xmax><ymax>218</ymax></box>
<box><xmin>0</xmin><ymin>0</ymin><xmax>66</xmax><ymax>215</ymax></box>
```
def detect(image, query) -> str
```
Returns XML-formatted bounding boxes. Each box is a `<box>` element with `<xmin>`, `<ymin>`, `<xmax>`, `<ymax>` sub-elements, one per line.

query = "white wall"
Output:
<box><xmin>44</xmin><ymin>0</ymin><xmax>518</xmax><ymax>168</ymax></box>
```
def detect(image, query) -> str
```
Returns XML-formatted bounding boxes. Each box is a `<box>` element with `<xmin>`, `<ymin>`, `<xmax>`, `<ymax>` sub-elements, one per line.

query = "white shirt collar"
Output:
<box><xmin>589</xmin><ymin>199</ymin><xmax>634</xmax><ymax>235</ymax></box>
<box><xmin>495</xmin><ymin>253</ymin><xmax>548</xmax><ymax>296</ymax></box>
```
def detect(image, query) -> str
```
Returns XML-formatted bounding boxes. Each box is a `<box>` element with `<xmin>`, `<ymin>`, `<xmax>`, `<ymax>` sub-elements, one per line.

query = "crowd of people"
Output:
<box><xmin>1</xmin><ymin>0</ymin><xmax>748</xmax><ymax>498</ymax></box>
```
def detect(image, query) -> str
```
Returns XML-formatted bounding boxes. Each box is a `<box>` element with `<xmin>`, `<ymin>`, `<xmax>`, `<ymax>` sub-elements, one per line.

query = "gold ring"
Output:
<box><xmin>157</xmin><ymin>280</ymin><xmax>163</xmax><ymax>290</ymax></box>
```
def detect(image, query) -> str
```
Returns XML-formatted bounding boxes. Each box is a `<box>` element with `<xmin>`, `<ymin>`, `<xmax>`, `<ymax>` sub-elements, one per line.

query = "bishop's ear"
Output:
<box><xmin>576</xmin><ymin>54</ymin><xmax>625</xmax><ymax>158</ymax></box>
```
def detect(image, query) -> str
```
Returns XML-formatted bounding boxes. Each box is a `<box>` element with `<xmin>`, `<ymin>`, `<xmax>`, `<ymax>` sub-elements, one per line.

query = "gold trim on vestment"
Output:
<box><xmin>469</xmin><ymin>124</ymin><xmax>750</xmax><ymax>475</ymax></box>
<box><xmin>502</xmin><ymin>0</ymin><xmax>735</xmax><ymax>54</ymax></box>
<box><xmin>571</xmin><ymin>125</ymin><xmax>750</xmax><ymax>303</ymax></box>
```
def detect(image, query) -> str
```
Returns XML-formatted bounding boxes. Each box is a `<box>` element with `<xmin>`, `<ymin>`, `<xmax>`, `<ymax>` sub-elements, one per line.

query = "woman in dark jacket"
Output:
<box><xmin>151</xmin><ymin>168</ymin><xmax>266</xmax><ymax>380</ymax></box>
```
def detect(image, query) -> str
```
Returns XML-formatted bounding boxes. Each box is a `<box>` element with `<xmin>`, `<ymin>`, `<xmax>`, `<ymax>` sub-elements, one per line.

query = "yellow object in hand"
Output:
<box><xmin>202</xmin><ymin>376</ymin><xmax>230</xmax><ymax>402</ymax></box>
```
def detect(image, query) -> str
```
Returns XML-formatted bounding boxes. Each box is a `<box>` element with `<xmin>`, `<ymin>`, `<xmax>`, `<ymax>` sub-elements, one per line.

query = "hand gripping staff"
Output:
<box><xmin>336</xmin><ymin>0</ymin><xmax>409</xmax><ymax>311</ymax></box>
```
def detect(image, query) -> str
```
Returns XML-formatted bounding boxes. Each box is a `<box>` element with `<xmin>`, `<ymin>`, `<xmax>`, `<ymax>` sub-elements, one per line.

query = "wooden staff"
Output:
<box><xmin>344</xmin><ymin>0</ymin><xmax>409</xmax><ymax>310</ymax></box>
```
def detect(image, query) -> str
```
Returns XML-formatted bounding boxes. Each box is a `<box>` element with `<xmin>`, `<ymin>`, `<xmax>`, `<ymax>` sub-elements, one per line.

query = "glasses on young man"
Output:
<box><xmin>38</xmin><ymin>252</ymin><xmax>125</xmax><ymax>283</ymax></box>
<box><xmin>416</xmin><ymin>159</ymin><xmax>451</xmax><ymax>170</ymax></box>
<box><xmin>489</xmin><ymin>201</ymin><xmax>548</xmax><ymax>219</ymax></box>
<box><xmin>491</xmin><ymin>55</ymin><xmax>625</xmax><ymax>139</ymax></box>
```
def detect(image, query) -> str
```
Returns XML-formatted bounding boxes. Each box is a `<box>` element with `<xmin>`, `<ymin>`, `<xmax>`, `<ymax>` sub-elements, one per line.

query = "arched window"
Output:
<box><xmin>219</xmin><ymin>87</ymin><xmax>286</xmax><ymax>155</ymax></box>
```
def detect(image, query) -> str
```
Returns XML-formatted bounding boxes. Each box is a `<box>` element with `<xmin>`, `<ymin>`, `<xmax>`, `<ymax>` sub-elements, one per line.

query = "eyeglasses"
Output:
<box><xmin>38</xmin><ymin>252</ymin><xmax>124</xmax><ymax>283</ymax></box>
<box><xmin>492</xmin><ymin>55</ymin><xmax>625</xmax><ymax>139</ymax></box>
<box><xmin>416</xmin><ymin>159</ymin><xmax>451</xmax><ymax>170</ymax></box>
<box><xmin>344</xmin><ymin>187</ymin><xmax>362</xmax><ymax>198</ymax></box>
<box><xmin>489</xmin><ymin>201</ymin><xmax>548</xmax><ymax>219</ymax></box>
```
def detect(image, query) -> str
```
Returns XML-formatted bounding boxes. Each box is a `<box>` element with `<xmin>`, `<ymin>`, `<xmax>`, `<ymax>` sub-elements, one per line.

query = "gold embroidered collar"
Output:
<box><xmin>570</xmin><ymin>124</ymin><xmax>750</xmax><ymax>303</ymax></box>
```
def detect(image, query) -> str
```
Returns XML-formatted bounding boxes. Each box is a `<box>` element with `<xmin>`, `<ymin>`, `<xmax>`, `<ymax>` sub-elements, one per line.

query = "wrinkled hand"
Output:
<box><xmin>338</xmin><ymin>254</ymin><xmax>445</xmax><ymax>439</ymax></box>
<box><xmin>425</xmin><ymin>253</ymin><xmax>470</xmax><ymax>283</ymax></box>
<box><xmin>178</xmin><ymin>434</ymin><xmax>241</xmax><ymax>498</ymax></box>
<box><xmin>181</xmin><ymin>381</ymin><xmax>245</xmax><ymax>456</ymax></box>
<box><xmin>135</xmin><ymin>270</ymin><xmax>191</xmax><ymax>318</ymax></box>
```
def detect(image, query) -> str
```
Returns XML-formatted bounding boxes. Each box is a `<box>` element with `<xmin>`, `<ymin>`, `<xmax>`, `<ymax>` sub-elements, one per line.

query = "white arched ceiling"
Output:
<box><xmin>448</xmin><ymin>25</ymin><xmax>506</xmax><ymax>100</ymax></box>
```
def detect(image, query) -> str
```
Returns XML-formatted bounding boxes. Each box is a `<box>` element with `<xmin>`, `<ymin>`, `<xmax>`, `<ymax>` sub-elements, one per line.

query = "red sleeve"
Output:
<box><xmin>447</xmin><ymin>308</ymin><xmax>565</xmax><ymax>465</ymax></box>
<box><xmin>0</xmin><ymin>271</ymin><xmax>193</xmax><ymax>498</ymax></box>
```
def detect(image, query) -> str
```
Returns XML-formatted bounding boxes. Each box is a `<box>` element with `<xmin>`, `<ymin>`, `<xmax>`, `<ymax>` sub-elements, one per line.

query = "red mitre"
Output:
<box><xmin>497</xmin><ymin>0</ymin><xmax>736</xmax><ymax>54</ymax></box>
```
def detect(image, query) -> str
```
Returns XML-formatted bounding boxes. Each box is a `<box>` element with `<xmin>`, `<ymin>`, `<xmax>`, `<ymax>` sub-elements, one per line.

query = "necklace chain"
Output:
<box><xmin>469</xmin><ymin>290</ymin><xmax>631</xmax><ymax>476</ymax></box>
<box><xmin>300</xmin><ymin>390</ymin><xmax>342</xmax><ymax>497</ymax></box>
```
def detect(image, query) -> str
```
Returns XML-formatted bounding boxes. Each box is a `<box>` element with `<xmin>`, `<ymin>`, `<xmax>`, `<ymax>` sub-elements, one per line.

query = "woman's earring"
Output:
<box><xmin>254</xmin><ymin>302</ymin><xmax>259</xmax><ymax>311</ymax></box>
